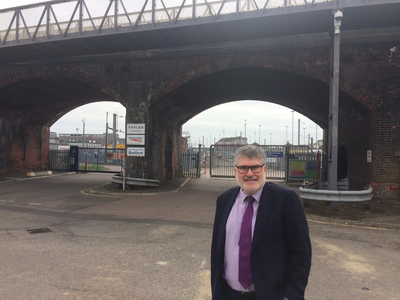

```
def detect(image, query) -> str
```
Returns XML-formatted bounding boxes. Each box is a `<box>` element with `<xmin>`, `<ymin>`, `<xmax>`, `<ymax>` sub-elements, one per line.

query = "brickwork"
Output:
<box><xmin>0</xmin><ymin>28</ymin><xmax>399</xmax><ymax>200</ymax></box>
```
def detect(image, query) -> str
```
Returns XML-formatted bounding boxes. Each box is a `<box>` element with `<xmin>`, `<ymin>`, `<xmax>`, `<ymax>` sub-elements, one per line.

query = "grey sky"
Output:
<box><xmin>1</xmin><ymin>0</ymin><xmax>324</xmax><ymax>147</ymax></box>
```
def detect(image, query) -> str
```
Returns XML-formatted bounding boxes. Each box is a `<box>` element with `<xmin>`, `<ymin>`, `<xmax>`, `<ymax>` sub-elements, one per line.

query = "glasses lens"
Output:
<box><xmin>251</xmin><ymin>165</ymin><xmax>262</xmax><ymax>173</ymax></box>
<box><xmin>236</xmin><ymin>165</ymin><xmax>264</xmax><ymax>174</ymax></box>
<box><xmin>237</xmin><ymin>166</ymin><xmax>249</xmax><ymax>174</ymax></box>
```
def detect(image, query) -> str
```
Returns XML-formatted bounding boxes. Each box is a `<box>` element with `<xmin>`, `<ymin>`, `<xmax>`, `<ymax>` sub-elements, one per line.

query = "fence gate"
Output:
<box><xmin>181</xmin><ymin>149</ymin><xmax>201</xmax><ymax>177</ymax></box>
<box><xmin>49</xmin><ymin>149</ymin><xmax>70</xmax><ymax>171</ymax></box>
<box><xmin>49</xmin><ymin>147</ymin><xmax>124</xmax><ymax>173</ymax></box>
<box><xmin>209</xmin><ymin>145</ymin><xmax>286</xmax><ymax>179</ymax></box>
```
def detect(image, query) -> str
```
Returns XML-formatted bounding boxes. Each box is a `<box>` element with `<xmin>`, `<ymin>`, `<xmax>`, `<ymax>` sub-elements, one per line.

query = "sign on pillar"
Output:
<box><xmin>126</xmin><ymin>123</ymin><xmax>145</xmax><ymax>157</ymax></box>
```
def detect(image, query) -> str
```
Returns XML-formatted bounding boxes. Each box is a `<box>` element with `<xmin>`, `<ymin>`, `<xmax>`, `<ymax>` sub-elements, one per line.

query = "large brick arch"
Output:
<box><xmin>150</xmin><ymin>66</ymin><xmax>372</xmax><ymax>130</ymax></box>
<box><xmin>0</xmin><ymin>67</ymin><xmax>125</xmax><ymax>125</ymax></box>
<box><xmin>148</xmin><ymin>66</ymin><xmax>375</xmax><ymax>187</ymax></box>
<box><xmin>0</xmin><ymin>69</ymin><xmax>124</xmax><ymax>173</ymax></box>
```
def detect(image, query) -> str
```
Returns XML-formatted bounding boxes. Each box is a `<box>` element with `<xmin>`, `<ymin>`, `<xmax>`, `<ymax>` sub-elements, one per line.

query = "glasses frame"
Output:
<box><xmin>235</xmin><ymin>164</ymin><xmax>265</xmax><ymax>174</ymax></box>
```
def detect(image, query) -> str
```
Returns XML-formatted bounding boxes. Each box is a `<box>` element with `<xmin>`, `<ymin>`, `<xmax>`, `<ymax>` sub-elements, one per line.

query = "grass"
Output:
<box><xmin>79</xmin><ymin>164</ymin><xmax>108</xmax><ymax>171</ymax></box>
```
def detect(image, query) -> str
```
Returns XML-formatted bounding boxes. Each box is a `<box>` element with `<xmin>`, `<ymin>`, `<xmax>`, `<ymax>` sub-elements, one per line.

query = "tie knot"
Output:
<box><xmin>246</xmin><ymin>196</ymin><xmax>255</xmax><ymax>205</ymax></box>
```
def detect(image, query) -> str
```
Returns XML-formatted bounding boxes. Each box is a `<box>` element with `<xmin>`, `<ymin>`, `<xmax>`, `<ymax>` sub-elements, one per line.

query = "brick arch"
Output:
<box><xmin>0</xmin><ymin>75</ymin><xmax>124</xmax><ymax>128</ymax></box>
<box><xmin>150</xmin><ymin>66</ymin><xmax>371</xmax><ymax>131</ymax></box>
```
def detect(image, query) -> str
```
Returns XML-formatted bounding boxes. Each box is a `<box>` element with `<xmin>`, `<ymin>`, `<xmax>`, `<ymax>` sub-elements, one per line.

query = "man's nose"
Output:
<box><xmin>245</xmin><ymin>168</ymin><xmax>255</xmax><ymax>175</ymax></box>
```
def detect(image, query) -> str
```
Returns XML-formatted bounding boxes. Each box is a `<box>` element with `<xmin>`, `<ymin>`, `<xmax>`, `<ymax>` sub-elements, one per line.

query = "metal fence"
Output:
<box><xmin>49</xmin><ymin>149</ymin><xmax>70</xmax><ymax>171</ymax></box>
<box><xmin>78</xmin><ymin>147</ymin><xmax>124</xmax><ymax>173</ymax></box>
<box><xmin>49</xmin><ymin>147</ymin><xmax>124</xmax><ymax>173</ymax></box>
<box><xmin>209</xmin><ymin>144</ymin><xmax>320</xmax><ymax>180</ymax></box>
<box><xmin>210</xmin><ymin>144</ymin><xmax>286</xmax><ymax>178</ymax></box>
<box><xmin>181</xmin><ymin>148</ymin><xmax>201</xmax><ymax>178</ymax></box>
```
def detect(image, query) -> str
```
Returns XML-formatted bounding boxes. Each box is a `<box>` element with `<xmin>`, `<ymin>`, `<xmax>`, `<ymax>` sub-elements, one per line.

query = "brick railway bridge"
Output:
<box><xmin>0</xmin><ymin>0</ymin><xmax>399</xmax><ymax>200</ymax></box>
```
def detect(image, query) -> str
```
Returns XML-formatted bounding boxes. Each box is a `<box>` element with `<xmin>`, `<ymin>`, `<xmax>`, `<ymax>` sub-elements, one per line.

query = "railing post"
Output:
<box><xmin>16</xmin><ymin>9</ymin><xmax>20</xmax><ymax>43</ymax></box>
<box><xmin>46</xmin><ymin>4</ymin><xmax>51</xmax><ymax>38</ymax></box>
<box><xmin>152</xmin><ymin>0</ymin><xmax>156</xmax><ymax>27</ymax></box>
<box><xmin>193</xmin><ymin>0</ymin><xmax>197</xmax><ymax>22</ymax></box>
<box><xmin>114</xmin><ymin>0</ymin><xmax>119</xmax><ymax>31</ymax></box>
<box><xmin>196</xmin><ymin>144</ymin><xmax>202</xmax><ymax>178</ymax></box>
<box><xmin>79</xmin><ymin>0</ymin><xmax>83</xmax><ymax>35</ymax></box>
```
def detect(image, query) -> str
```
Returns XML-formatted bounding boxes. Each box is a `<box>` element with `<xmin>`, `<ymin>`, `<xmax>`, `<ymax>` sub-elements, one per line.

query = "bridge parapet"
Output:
<box><xmin>0</xmin><ymin>0</ymin><xmax>393</xmax><ymax>48</ymax></box>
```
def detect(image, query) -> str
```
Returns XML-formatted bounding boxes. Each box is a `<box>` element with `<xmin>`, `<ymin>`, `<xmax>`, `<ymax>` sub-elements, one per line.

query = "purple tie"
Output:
<box><xmin>238</xmin><ymin>196</ymin><xmax>255</xmax><ymax>289</ymax></box>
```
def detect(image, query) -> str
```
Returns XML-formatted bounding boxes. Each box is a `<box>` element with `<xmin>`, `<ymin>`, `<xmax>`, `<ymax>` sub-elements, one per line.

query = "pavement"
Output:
<box><xmin>1</xmin><ymin>171</ymin><xmax>399</xmax><ymax>230</ymax></box>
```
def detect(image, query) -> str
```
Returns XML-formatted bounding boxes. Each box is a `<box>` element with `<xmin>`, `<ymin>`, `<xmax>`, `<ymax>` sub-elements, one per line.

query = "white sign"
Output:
<box><xmin>127</xmin><ymin>123</ymin><xmax>145</xmax><ymax>134</ymax></box>
<box><xmin>367</xmin><ymin>150</ymin><xmax>372</xmax><ymax>163</ymax></box>
<box><xmin>127</xmin><ymin>135</ymin><xmax>145</xmax><ymax>145</ymax></box>
<box><xmin>127</xmin><ymin>147</ymin><xmax>145</xmax><ymax>157</ymax></box>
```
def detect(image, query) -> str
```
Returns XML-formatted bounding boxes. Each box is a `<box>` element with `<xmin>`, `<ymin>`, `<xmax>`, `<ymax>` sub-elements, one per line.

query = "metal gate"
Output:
<box><xmin>49</xmin><ymin>149</ymin><xmax>70</xmax><ymax>171</ymax></box>
<box><xmin>49</xmin><ymin>147</ymin><xmax>124</xmax><ymax>173</ymax></box>
<box><xmin>209</xmin><ymin>145</ymin><xmax>286</xmax><ymax>179</ymax></box>
<box><xmin>209</xmin><ymin>144</ymin><xmax>319</xmax><ymax>180</ymax></box>
<box><xmin>78</xmin><ymin>147</ymin><xmax>124</xmax><ymax>173</ymax></box>
<box><xmin>181</xmin><ymin>149</ymin><xmax>201</xmax><ymax>178</ymax></box>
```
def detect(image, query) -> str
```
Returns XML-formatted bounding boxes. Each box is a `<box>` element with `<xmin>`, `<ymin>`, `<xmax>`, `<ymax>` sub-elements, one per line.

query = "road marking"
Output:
<box><xmin>0</xmin><ymin>200</ymin><xmax>15</xmax><ymax>203</ymax></box>
<box><xmin>195</xmin><ymin>269</ymin><xmax>211</xmax><ymax>300</ymax></box>
<box><xmin>28</xmin><ymin>203</ymin><xmax>41</xmax><ymax>206</ymax></box>
<box><xmin>80</xmin><ymin>190</ymin><xmax>124</xmax><ymax>198</ymax></box>
<box><xmin>307</xmin><ymin>218</ymin><xmax>390</xmax><ymax>231</ymax></box>
<box><xmin>314</xmin><ymin>239</ymin><xmax>374</xmax><ymax>274</ymax></box>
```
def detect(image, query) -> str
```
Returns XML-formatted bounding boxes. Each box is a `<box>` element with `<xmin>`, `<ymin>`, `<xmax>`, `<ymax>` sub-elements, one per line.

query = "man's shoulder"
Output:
<box><xmin>218</xmin><ymin>186</ymin><xmax>240</xmax><ymax>199</ymax></box>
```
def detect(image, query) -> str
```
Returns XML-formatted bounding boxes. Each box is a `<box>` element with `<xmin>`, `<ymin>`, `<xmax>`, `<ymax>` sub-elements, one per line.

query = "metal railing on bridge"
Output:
<box><xmin>0</xmin><ymin>0</ymin><xmax>387</xmax><ymax>47</ymax></box>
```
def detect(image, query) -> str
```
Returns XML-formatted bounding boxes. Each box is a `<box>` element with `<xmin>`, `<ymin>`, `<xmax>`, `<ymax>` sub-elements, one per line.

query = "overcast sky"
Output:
<box><xmin>1</xmin><ymin>0</ymin><xmax>324</xmax><ymax>147</ymax></box>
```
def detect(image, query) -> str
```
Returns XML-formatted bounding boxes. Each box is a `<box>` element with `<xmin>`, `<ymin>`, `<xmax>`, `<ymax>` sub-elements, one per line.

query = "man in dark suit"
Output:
<box><xmin>211</xmin><ymin>145</ymin><xmax>311</xmax><ymax>300</ymax></box>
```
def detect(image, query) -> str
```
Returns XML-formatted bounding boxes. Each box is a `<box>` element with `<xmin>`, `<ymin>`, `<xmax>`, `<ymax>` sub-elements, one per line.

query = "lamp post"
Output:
<box><xmin>82</xmin><ymin>117</ymin><xmax>85</xmax><ymax>147</ymax></box>
<box><xmin>303</xmin><ymin>128</ymin><xmax>306</xmax><ymax>145</ymax></box>
<box><xmin>327</xmin><ymin>9</ymin><xmax>343</xmax><ymax>191</ymax></box>
<box><xmin>285</xmin><ymin>126</ymin><xmax>288</xmax><ymax>144</ymax></box>
<box><xmin>291</xmin><ymin>110</ymin><xmax>294</xmax><ymax>144</ymax></box>
<box><xmin>244</xmin><ymin>119</ymin><xmax>247</xmax><ymax>138</ymax></box>
<box><xmin>254</xmin><ymin>132</ymin><xmax>256</xmax><ymax>144</ymax></box>
<box><xmin>259</xmin><ymin>125</ymin><xmax>261</xmax><ymax>144</ymax></box>
<box><xmin>76</xmin><ymin>128</ymin><xmax>79</xmax><ymax>144</ymax></box>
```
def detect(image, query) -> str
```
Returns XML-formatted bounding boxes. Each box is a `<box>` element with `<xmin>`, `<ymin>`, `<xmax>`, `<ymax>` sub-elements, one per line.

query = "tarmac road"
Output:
<box><xmin>0</xmin><ymin>173</ymin><xmax>399</xmax><ymax>300</ymax></box>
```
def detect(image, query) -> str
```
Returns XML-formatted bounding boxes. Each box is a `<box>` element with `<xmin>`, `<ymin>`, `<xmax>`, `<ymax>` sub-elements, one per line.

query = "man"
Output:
<box><xmin>211</xmin><ymin>145</ymin><xmax>311</xmax><ymax>300</ymax></box>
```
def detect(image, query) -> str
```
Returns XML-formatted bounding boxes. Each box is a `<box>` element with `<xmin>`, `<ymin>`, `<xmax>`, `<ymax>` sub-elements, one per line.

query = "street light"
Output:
<box><xmin>291</xmin><ymin>110</ymin><xmax>294</xmax><ymax>145</ymax></box>
<box><xmin>82</xmin><ymin>117</ymin><xmax>85</xmax><ymax>147</ymax></box>
<box><xmin>76</xmin><ymin>128</ymin><xmax>79</xmax><ymax>144</ymax></box>
<box><xmin>259</xmin><ymin>125</ymin><xmax>261</xmax><ymax>144</ymax></box>
<box><xmin>304</xmin><ymin>128</ymin><xmax>306</xmax><ymax>145</ymax></box>
<box><xmin>285</xmin><ymin>126</ymin><xmax>288</xmax><ymax>144</ymax></box>
<box><xmin>244</xmin><ymin>119</ymin><xmax>247</xmax><ymax>138</ymax></box>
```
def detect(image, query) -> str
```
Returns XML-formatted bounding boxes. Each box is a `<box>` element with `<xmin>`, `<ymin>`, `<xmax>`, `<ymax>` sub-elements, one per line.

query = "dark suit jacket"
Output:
<box><xmin>211</xmin><ymin>183</ymin><xmax>312</xmax><ymax>300</ymax></box>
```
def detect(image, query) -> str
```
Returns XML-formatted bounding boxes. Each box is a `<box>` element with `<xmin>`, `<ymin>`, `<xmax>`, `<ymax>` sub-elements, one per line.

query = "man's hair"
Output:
<box><xmin>234</xmin><ymin>145</ymin><xmax>267</xmax><ymax>165</ymax></box>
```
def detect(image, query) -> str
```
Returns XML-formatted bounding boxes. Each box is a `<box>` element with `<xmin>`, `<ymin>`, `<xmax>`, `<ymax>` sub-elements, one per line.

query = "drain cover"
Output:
<box><xmin>27</xmin><ymin>228</ymin><xmax>52</xmax><ymax>234</ymax></box>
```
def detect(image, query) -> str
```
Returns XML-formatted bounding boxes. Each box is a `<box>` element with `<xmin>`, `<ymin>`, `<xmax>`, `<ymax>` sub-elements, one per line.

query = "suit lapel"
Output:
<box><xmin>221</xmin><ymin>187</ymin><xmax>240</xmax><ymax>226</ymax></box>
<box><xmin>252</xmin><ymin>183</ymin><xmax>274</xmax><ymax>249</ymax></box>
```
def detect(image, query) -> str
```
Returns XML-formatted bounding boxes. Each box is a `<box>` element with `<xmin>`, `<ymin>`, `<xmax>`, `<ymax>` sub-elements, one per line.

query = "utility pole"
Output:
<box><xmin>328</xmin><ymin>9</ymin><xmax>343</xmax><ymax>191</ymax></box>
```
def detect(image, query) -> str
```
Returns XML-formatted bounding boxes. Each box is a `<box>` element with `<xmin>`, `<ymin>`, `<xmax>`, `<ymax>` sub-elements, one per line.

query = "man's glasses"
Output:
<box><xmin>235</xmin><ymin>165</ymin><xmax>265</xmax><ymax>174</ymax></box>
